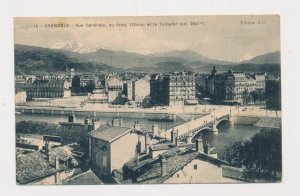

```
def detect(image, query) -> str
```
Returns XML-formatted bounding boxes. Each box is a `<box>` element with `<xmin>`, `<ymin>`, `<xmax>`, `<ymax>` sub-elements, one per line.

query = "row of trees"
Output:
<box><xmin>16</xmin><ymin>121</ymin><xmax>89</xmax><ymax>150</ymax></box>
<box><xmin>219</xmin><ymin>128</ymin><xmax>281</xmax><ymax>181</ymax></box>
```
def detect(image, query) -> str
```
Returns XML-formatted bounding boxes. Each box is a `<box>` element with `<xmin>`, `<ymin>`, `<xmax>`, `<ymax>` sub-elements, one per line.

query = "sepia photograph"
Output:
<box><xmin>14</xmin><ymin>15</ymin><xmax>281</xmax><ymax>185</ymax></box>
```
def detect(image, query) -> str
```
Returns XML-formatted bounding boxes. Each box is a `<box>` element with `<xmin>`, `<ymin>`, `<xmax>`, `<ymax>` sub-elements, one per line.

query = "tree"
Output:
<box><xmin>219</xmin><ymin>128</ymin><xmax>282</xmax><ymax>181</ymax></box>
<box><xmin>241</xmin><ymin>89</ymin><xmax>251</xmax><ymax>104</ymax></box>
<box><xmin>219</xmin><ymin>140</ymin><xmax>246</xmax><ymax>167</ymax></box>
<box><xmin>85</xmin><ymin>80</ymin><xmax>96</xmax><ymax>93</ymax></box>
<box><xmin>16</xmin><ymin>121</ymin><xmax>60</xmax><ymax>136</ymax></box>
<box><xmin>250</xmin><ymin>91</ymin><xmax>259</xmax><ymax>103</ymax></box>
<box><xmin>243</xmin><ymin>128</ymin><xmax>281</xmax><ymax>180</ymax></box>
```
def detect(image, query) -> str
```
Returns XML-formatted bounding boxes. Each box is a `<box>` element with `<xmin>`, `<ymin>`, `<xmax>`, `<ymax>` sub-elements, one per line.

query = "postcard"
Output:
<box><xmin>14</xmin><ymin>15</ymin><xmax>281</xmax><ymax>185</ymax></box>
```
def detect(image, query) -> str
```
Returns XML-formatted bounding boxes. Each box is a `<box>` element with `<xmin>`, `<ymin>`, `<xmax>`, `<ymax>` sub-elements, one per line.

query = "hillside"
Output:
<box><xmin>14</xmin><ymin>45</ymin><xmax>121</xmax><ymax>74</ymax></box>
<box><xmin>14</xmin><ymin>44</ymin><xmax>281</xmax><ymax>74</ymax></box>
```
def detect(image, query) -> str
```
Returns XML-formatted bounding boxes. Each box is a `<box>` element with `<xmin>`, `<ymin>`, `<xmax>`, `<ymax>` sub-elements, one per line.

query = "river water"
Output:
<box><xmin>16</xmin><ymin>113</ymin><xmax>262</xmax><ymax>153</ymax></box>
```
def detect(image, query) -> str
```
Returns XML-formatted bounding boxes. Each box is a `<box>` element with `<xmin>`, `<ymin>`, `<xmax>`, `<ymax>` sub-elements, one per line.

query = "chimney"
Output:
<box><xmin>112</xmin><ymin>117</ymin><xmax>122</xmax><ymax>127</ymax></box>
<box><xmin>196</xmin><ymin>139</ymin><xmax>203</xmax><ymax>152</ymax></box>
<box><xmin>134</xmin><ymin>121</ymin><xmax>141</xmax><ymax>130</ymax></box>
<box><xmin>84</xmin><ymin>117</ymin><xmax>91</xmax><ymax>125</ymax></box>
<box><xmin>145</xmin><ymin>133</ymin><xmax>151</xmax><ymax>154</ymax></box>
<box><xmin>171</xmin><ymin>129</ymin><xmax>177</xmax><ymax>144</ymax></box>
<box><xmin>152</xmin><ymin>123</ymin><xmax>159</xmax><ymax>136</ymax></box>
<box><xmin>68</xmin><ymin>113</ymin><xmax>76</xmax><ymax>123</ymax></box>
<box><xmin>54</xmin><ymin>156</ymin><xmax>61</xmax><ymax>184</ymax></box>
<box><xmin>175</xmin><ymin>137</ymin><xmax>180</xmax><ymax>146</ymax></box>
<box><xmin>44</xmin><ymin>139</ymin><xmax>50</xmax><ymax>161</ymax></box>
<box><xmin>136</xmin><ymin>136</ymin><xmax>142</xmax><ymax>155</ymax></box>
<box><xmin>185</xmin><ymin>132</ymin><xmax>192</xmax><ymax>144</ymax></box>
<box><xmin>159</xmin><ymin>155</ymin><xmax>167</xmax><ymax>177</ymax></box>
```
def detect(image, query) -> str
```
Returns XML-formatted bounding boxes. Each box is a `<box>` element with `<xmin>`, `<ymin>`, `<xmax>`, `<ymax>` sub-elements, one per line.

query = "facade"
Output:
<box><xmin>89</xmin><ymin>88</ymin><xmax>108</xmax><ymax>103</ymax></box>
<box><xmin>15</xmin><ymin>87</ymin><xmax>27</xmax><ymax>103</ymax></box>
<box><xmin>206</xmin><ymin>67</ymin><xmax>266</xmax><ymax>104</ymax></box>
<box><xmin>15</xmin><ymin>74</ymin><xmax>27</xmax><ymax>84</ymax></box>
<box><xmin>150</xmin><ymin>74</ymin><xmax>164</xmax><ymax>105</ymax></box>
<box><xmin>26</xmin><ymin>79</ymin><xmax>71</xmax><ymax>100</ymax></box>
<box><xmin>89</xmin><ymin>125</ymin><xmax>140</xmax><ymax>179</ymax></box>
<box><xmin>105</xmin><ymin>74</ymin><xmax>124</xmax><ymax>104</ymax></box>
<box><xmin>150</xmin><ymin>72</ymin><xmax>197</xmax><ymax>106</ymax></box>
<box><xmin>133</xmin><ymin>76</ymin><xmax>150</xmax><ymax>103</ymax></box>
<box><xmin>125</xmin><ymin>80</ymin><xmax>134</xmax><ymax>102</ymax></box>
<box><xmin>79</xmin><ymin>74</ymin><xmax>99</xmax><ymax>87</ymax></box>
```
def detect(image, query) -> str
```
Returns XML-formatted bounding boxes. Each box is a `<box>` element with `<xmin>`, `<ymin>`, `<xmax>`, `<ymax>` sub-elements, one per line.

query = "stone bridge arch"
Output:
<box><xmin>191</xmin><ymin>127</ymin><xmax>214</xmax><ymax>141</ymax></box>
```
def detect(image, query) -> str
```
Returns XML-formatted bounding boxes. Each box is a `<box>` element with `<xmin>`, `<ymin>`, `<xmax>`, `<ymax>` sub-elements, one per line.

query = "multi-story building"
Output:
<box><xmin>125</xmin><ymin>75</ymin><xmax>150</xmax><ymax>104</ymax></box>
<box><xmin>79</xmin><ymin>74</ymin><xmax>99</xmax><ymax>88</ymax></box>
<box><xmin>89</xmin><ymin>88</ymin><xmax>108</xmax><ymax>103</ymax></box>
<box><xmin>88</xmin><ymin>125</ymin><xmax>141</xmax><ymax>179</ymax></box>
<box><xmin>150</xmin><ymin>72</ymin><xmax>197</xmax><ymax>106</ymax></box>
<box><xmin>105</xmin><ymin>74</ymin><xmax>124</xmax><ymax>104</ymax></box>
<box><xmin>15</xmin><ymin>86</ymin><xmax>27</xmax><ymax>103</ymax></box>
<box><xmin>206</xmin><ymin>67</ymin><xmax>267</xmax><ymax>104</ymax></box>
<box><xmin>150</xmin><ymin>74</ymin><xmax>164</xmax><ymax>105</ymax></box>
<box><xmin>26</xmin><ymin>79</ymin><xmax>71</xmax><ymax>100</ymax></box>
<box><xmin>133</xmin><ymin>75</ymin><xmax>150</xmax><ymax>103</ymax></box>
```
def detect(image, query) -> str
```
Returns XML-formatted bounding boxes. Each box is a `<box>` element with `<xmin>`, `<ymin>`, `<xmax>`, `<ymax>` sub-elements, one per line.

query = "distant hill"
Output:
<box><xmin>242</xmin><ymin>51</ymin><xmax>280</xmax><ymax>65</ymax></box>
<box><xmin>14</xmin><ymin>44</ymin><xmax>121</xmax><ymax>75</ymax></box>
<box><xmin>15</xmin><ymin>44</ymin><xmax>281</xmax><ymax>75</ymax></box>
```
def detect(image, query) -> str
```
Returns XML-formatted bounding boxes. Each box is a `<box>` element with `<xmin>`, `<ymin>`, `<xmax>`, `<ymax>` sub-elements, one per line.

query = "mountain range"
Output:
<box><xmin>14</xmin><ymin>43</ymin><xmax>280</xmax><ymax>75</ymax></box>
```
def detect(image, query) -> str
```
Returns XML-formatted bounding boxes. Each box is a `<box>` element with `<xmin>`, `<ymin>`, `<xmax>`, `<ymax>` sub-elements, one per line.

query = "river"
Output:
<box><xmin>16</xmin><ymin>113</ymin><xmax>262</xmax><ymax>154</ymax></box>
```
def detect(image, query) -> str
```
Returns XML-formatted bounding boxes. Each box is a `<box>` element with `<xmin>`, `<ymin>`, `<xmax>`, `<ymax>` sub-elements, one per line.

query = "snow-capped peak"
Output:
<box><xmin>52</xmin><ymin>42</ymin><xmax>99</xmax><ymax>53</ymax></box>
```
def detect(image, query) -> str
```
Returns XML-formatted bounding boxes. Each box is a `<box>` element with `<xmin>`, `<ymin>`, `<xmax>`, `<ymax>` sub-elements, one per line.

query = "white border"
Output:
<box><xmin>1</xmin><ymin>0</ymin><xmax>300</xmax><ymax>195</ymax></box>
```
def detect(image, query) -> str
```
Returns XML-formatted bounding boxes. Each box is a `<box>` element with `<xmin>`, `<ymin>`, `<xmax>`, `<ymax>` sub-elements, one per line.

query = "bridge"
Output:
<box><xmin>160</xmin><ymin>109</ymin><xmax>235</xmax><ymax>141</ymax></box>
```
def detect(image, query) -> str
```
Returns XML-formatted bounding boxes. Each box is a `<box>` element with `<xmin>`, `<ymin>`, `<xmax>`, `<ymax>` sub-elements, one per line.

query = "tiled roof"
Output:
<box><xmin>130</xmin><ymin>146</ymin><xmax>229</xmax><ymax>184</ymax></box>
<box><xmin>136</xmin><ymin>147</ymin><xmax>199</xmax><ymax>184</ymax></box>
<box><xmin>89</xmin><ymin>125</ymin><xmax>132</xmax><ymax>142</ymax></box>
<box><xmin>62</xmin><ymin>170</ymin><xmax>103</xmax><ymax>185</ymax></box>
<box><xmin>124</xmin><ymin>153</ymin><xmax>153</xmax><ymax>171</ymax></box>
<box><xmin>16</xmin><ymin>151</ymin><xmax>56</xmax><ymax>184</ymax></box>
<box><xmin>112</xmin><ymin>169</ymin><xmax>133</xmax><ymax>184</ymax></box>
<box><xmin>48</xmin><ymin>143</ymin><xmax>84</xmax><ymax>167</ymax></box>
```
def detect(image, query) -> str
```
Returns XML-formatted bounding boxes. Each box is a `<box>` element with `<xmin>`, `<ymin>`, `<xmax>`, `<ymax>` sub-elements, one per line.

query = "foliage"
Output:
<box><xmin>250</xmin><ymin>89</ymin><xmax>265</xmax><ymax>103</ymax></box>
<box><xmin>16</xmin><ymin>121</ymin><xmax>60</xmax><ymax>136</ymax></box>
<box><xmin>16</xmin><ymin>121</ymin><xmax>89</xmax><ymax>151</ymax></box>
<box><xmin>219</xmin><ymin>128</ymin><xmax>281</xmax><ymax>181</ymax></box>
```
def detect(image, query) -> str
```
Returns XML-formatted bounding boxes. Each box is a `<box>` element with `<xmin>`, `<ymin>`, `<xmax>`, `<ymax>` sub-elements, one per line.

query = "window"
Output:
<box><xmin>193</xmin><ymin>164</ymin><xmax>198</xmax><ymax>170</ymax></box>
<box><xmin>177</xmin><ymin>174</ymin><xmax>180</xmax><ymax>178</ymax></box>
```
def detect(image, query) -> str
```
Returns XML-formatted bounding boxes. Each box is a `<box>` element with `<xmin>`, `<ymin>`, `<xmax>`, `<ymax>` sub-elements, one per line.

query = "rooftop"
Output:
<box><xmin>62</xmin><ymin>170</ymin><xmax>103</xmax><ymax>185</ymax></box>
<box><xmin>136</xmin><ymin>147</ymin><xmax>199</xmax><ymax>184</ymax></box>
<box><xmin>123</xmin><ymin>144</ymin><xmax>229</xmax><ymax>184</ymax></box>
<box><xmin>89</xmin><ymin>125</ymin><xmax>132</xmax><ymax>142</ymax></box>
<box><xmin>16</xmin><ymin>151</ymin><xmax>56</xmax><ymax>184</ymax></box>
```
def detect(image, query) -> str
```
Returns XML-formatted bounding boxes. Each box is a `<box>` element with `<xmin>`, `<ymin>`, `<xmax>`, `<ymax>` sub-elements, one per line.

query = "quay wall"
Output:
<box><xmin>234</xmin><ymin>116</ymin><xmax>261</xmax><ymax>125</ymax></box>
<box><xmin>16</xmin><ymin>107</ymin><xmax>181</xmax><ymax>120</ymax></box>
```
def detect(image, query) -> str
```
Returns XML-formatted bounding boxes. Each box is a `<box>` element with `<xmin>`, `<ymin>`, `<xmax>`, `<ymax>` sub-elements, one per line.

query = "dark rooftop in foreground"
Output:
<box><xmin>119</xmin><ymin>145</ymin><xmax>229</xmax><ymax>184</ymax></box>
<box><xmin>63</xmin><ymin>170</ymin><xmax>103</xmax><ymax>185</ymax></box>
<box><xmin>136</xmin><ymin>147</ymin><xmax>199</xmax><ymax>184</ymax></box>
<box><xmin>89</xmin><ymin>125</ymin><xmax>132</xmax><ymax>142</ymax></box>
<box><xmin>16</xmin><ymin>151</ymin><xmax>56</xmax><ymax>184</ymax></box>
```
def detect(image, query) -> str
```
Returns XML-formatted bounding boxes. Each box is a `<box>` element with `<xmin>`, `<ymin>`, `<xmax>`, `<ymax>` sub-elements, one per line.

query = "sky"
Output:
<box><xmin>14</xmin><ymin>15</ymin><xmax>280</xmax><ymax>62</ymax></box>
